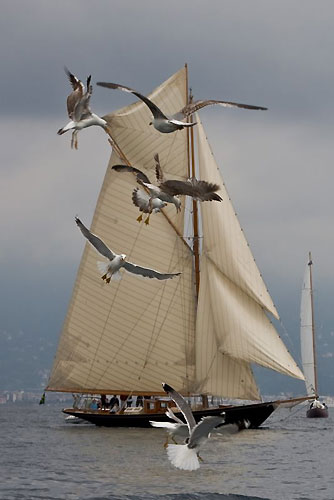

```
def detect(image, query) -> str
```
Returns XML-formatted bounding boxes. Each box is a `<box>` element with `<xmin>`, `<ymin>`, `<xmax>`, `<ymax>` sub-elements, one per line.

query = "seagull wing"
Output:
<box><xmin>181</xmin><ymin>99</ymin><xmax>267</xmax><ymax>116</ymax></box>
<box><xmin>168</xmin><ymin>118</ymin><xmax>197</xmax><ymax>128</ymax></box>
<box><xmin>75</xmin><ymin>217</ymin><xmax>115</xmax><ymax>261</ymax></box>
<box><xmin>166</xmin><ymin>407</ymin><xmax>185</xmax><ymax>425</ymax></box>
<box><xmin>149</xmin><ymin>420</ymin><xmax>178</xmax><ymax>430</ymax></box>
<box><xmin>188</xmin><ymin>416</ymin><xmax>225</xmax><ymax>448</ymax></box>
<box><xmin>123</xmin><ymin>262</ymin><xmax>181</xmax><ymax>281</ymax></box>
<box><xmin>160</xmin><ymin>179</ymin><xmax>222</xmax><ymax>201</ymax></box>
<box><xmin>64</xmin><ymin>67</ymin><xmax>84</xmax><ymax>119</ymax></box>
<box><xmin>154</xmin><ymin>153</ymin><xmax>165</xmax><ymax>183</ymax></box>
<box><xmin>112</xmin><ymin>164</ymin><xmax>151</xmax><ymax>184</ymax></box>
<box><xmin>162</xmin><ymin>383</ymin><xmax>196</xmax><ymax>432</ymax></box>
<box><xmin>132</xmin><ymin>188</ymin><xmax>150</xmax><ymax>212</ymax></box>
<box><xmin>96</xmin><ymin>82</ymin><xmax>168</xmax><ymax>120</ymax></box>
<box><xmin>65</xmin><ymin>67</ymin><xmax>84</xmax><ymax>92</ymax></box>
<box><xmin>73</xmin><ymin>77</ymin><xmax>93</xmax><ymax>120</ymax></box>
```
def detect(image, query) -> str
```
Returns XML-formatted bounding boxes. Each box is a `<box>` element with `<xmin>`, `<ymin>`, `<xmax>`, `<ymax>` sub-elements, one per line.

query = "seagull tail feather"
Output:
<box><xmin>57</xmin><ymin>121</ymin><xmax>75</xmax><ymax>135</ymax></box>
<box><xmin>110</xmin><ymin>271</ymin><xmax>122</xmax><ymax>281</ymax></box>
<box><xmin>149</xmin><ymin>421</ymin><xmax>176</xmax><ymax>429</ymax></box>
<box><xmin>97</xmin><ymin>261</ymin><xmax>122</xmax><ymax>281</ymax></box>
<box><xmin>166</xmin><ymin>444</ymin><xmax>200</xmax><ymax>471</ymax></box>
<box><xmin>97</xmin><ymin>261</ymin><xmax>109</xmax><ymax>276</ymax></box>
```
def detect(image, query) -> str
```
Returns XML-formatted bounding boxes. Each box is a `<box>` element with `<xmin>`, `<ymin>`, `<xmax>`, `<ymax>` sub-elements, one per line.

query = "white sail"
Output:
<box><xmin>300</xmin><ymin>257</ymin><xmax>316</xmax><ymax>396</ymax></box>
<box><xmin>195</xmin><ymin>118</ymin><xmax>304</xmax><ymax>398</ymax></box>
<box><xmin>47</xmin><ymin>67</ymin><xmax>197</xmax><ymax>395</ymax></box>
<box><xmin>47</xmin><ymin>67</ymin><xmax>305</xmax><ymax>400</ymax></box>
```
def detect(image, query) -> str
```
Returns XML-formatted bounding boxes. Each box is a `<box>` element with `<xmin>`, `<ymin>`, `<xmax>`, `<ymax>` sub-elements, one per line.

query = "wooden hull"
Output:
<box><xmin>63</xmin><ymin>400</ymin><xmax>278</xmax><ymax>428</ymax></box>
<box><xmin>306</xmin><ymin>407</ymin><xmax>328</xmax><ymax>418</ymax></box>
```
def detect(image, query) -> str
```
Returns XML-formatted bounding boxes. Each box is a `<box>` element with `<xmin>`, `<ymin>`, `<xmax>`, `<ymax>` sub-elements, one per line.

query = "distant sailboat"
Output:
<box><xmin>46</xmin><ymin>66</ymin><xmax>308</xmax><ymax>428</ymax></box>
<box><xmin>300</xmin><ymin>252</ymin><xmax>328</xmax><ymax>418</ymax></box>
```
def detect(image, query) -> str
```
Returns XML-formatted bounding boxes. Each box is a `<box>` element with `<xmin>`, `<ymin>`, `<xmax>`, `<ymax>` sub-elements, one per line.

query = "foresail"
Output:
<box><xmin>300</xmin><ymin>260</ymin><xmax>316</xmax><ymax>396</ymax></box>
<box><xmin>196</xmin><ymin>117</ymin><xmax>279</xmax><ymax>317</ymax></box>
<box><xmin>196</xmin><ymin>257</ymin><xmax>261</xmax><ymax>400</ymax></box>
<box><xmin>195</xmin><ymin>118</ymin><xmax>304</xmax><ymax>397</ymax></box>
<box><xmin>47</xmin><ymin>67</ymin><xmax>197</xmax><ymax>395</ymax></box>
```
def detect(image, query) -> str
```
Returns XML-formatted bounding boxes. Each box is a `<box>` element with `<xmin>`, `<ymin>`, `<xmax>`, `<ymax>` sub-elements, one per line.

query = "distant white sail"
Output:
<box><xmin>300</xmin><ymin>257</ymin><xmax>316</xmax><ymax>396</ymax></box>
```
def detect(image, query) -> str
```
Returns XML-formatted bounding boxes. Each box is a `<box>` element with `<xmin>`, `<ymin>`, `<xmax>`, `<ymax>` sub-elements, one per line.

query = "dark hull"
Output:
<box><xmin>63</xmin><ymin>400</ymin><xmax>278</xmax><ymax>428</ymax></box>
<box><xmin>306</xmin><ymin>407</ymin><xmax>329</xmax><ymax>418</ymax></box>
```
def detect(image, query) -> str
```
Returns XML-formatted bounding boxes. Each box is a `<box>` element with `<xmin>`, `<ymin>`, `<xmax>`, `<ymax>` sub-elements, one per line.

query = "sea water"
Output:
<box><xmin>0</xmin><ymin>403</ymin><xmax>333</xmax><ymax>500</ymax></box>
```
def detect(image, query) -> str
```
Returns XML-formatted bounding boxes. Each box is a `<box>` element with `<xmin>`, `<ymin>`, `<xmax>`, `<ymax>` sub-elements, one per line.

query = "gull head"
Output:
<box><xmin>121</xmin><ymin>254</ymin><xmax>127</xmax><ymax>261</ymax></box>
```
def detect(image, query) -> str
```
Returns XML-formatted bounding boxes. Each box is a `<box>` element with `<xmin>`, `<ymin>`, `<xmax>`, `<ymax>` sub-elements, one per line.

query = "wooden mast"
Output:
<box><xmin>185</xmin><ymin>65</ymin><xmax>200</xmax><ymax>301</ymax></box>
<box><xmin>185</xmin><ymin>65</ymin><xmax>206</xmax><ymax>407</ymax></box>
<box><xmin>308</xmin><ymin>251</ymin><xmax>318</xmax><ymax>398</ymax></box>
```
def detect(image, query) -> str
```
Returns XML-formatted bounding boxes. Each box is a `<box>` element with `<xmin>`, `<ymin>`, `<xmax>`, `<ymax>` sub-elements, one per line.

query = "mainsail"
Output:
<box><xmin>47</xmin><ymin>66</ymin><xmax>304</xmax><ymax>399</ymax></box>
<box><xmin>300</xmin><ymin>254</ymin><xmax>317</xmax><ymax>397</ymax></box>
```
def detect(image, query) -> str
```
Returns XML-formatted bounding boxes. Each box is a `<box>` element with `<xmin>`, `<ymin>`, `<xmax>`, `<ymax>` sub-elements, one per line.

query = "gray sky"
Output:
<box><xmin>1</xmin><ymin>0</ymin><xmax>333</xmax><ymax>393</ymax></box>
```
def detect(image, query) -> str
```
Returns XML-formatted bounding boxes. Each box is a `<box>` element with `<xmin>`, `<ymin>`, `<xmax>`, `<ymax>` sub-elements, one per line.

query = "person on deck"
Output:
<box><xmin>109</xmin><ymin>395</ymin><xmax>119</xmax><ymax>412</ymax></box>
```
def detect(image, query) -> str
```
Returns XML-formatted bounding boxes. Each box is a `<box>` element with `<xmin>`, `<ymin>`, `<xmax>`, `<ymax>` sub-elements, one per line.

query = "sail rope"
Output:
<box><xmin>164</xmin><ymin>128</ymin><xmax>178</xmax><ymax>174</ymax></box>
<box><xmin>95</xmin><ymin>280</ymin><xmax>166</xmax><ymax>387</ymax></box>
<box><xmin>276</xmin><ymin>401</ymin><xmax>307</xmax><ymax>422</ymax></box>
<box><xmin>132</xmin><ymin>236</ymin><xmax>191</xmax><ymax>382</ymax></box>
<box><xmin>83</xmin><ymin>215</ymin><xmax>147</xmax><ymax>388</ymax></box>
<box><xmin>278</xmin><ymin>316</ymin><xmax>304</xmax><ymax>369</ymax></box>
<box><xmin>146</xmin><ymin>240</ymin><xmax>180</xmax><ymax>363</ymax></box>
<box><xmin>93</xmin><ymin>232</ymin><xmax>189</xmax><ymax>390</ymax></box>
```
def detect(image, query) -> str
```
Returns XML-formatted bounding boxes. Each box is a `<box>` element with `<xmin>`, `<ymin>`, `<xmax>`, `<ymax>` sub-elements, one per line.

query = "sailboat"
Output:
<box><xmin>300</xmin><ymin>252</ymin><xmax>328</xmax><ymax>418</ymax></box>
<box><xmin>46</xmin><ymin>65</ymin><xmax>309</xmax><ymax>428</ymax></box>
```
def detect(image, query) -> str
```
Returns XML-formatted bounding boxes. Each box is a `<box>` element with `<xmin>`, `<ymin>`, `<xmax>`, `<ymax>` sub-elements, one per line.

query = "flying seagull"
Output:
<box><xmin>150</xmin><ymin>407</ymin><xmax>189</xmax><ymax>447</ymax></box>
<box><xmin>75</xmin><ymin>217</ymin><xmax>181</xmax><ymax>282</ymax></box>
<box><xmin>132</xmin><ymin>188</ymin><xmax>167</xmax><ymax>224</ymax></box>
<box><xmin>96</xmin><ymin>81</ymin><xmax>196</xmax><ymax>133</ymax></box>
<box><xmin>162</xmin><ymin>383</ymin><xmax>225</xmax><ymax>471</ymax></box>
<box><xmin>154</xmin><ymin>153</ymin><xmax>223</xmax><ymax>202</ymax></box>
<box><xmin>150</xmin><ymin>406</ymin><xmax>249</xmax><ymax>447</ymax></box>
<box><xmin>112</xmin><ymin>164</ymin><xmax>181</xmax><ymax>224</ymax></box>
<box><xmin>58</xmin><ymin>68</ymin><xmax>108</xmax><ymax>149</ymax></box>
<box><xmin>174</xmin><ymin>98</ymin><xmax>267</xmax><ymax>120</ymax></box>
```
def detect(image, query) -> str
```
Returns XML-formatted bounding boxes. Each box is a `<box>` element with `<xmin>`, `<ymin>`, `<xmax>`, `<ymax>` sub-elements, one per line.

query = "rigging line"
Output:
<box><xmin>95</xmin><ymin>282</ymin><xmax>167</xmax><ymax>386</ymax></box>
<box><xmin>47</xmin><ymin>247</ymin><xmax>96</xmax><ymax>385</ymax></box>
<box><xmin>177</xmin><ymin>240</ymin><xmax>196</xmax><ymax>380</ymax></box>
<box><xmin>164</xmin><ymin>127</ymin><xmax>178</xmax><ymax>173</ymax></box>
<box><xmin>84</xmin><ymin>216</ymin><xmax>146</xmax><ymax>387</ymax></box>
<box><xmin>92</xmin><ymin>213</ymin><xmax>180</xmax><ymax>385</ymax></box>
<box><xmin>107</xmin><ymin>136</ymin><xmax>191</xmax><ymax>253</ymax></box>
<box><xmin>277</xmin><ymin>401</ymin><xmax>308</xmax><ymax>422</ymax></box>
<box><xmin>136</xmin><ymin>277</ymin><xmax>184</xmax><ymax>383</ymax></box>
<box><xmin>140</xmin><ymin>234</ymin><xmax>187</xmax><ymax>371</ymax></box>
<box><xmin>278</xmin><ymin>316</ymin><xmax>303</xmax><ymax>368</ymax></box>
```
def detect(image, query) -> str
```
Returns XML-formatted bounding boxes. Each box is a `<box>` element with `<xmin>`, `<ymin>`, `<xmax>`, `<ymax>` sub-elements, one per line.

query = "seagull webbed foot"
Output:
<box><xmin>137</xmin><ymin>214</ymin><xmax>143</xmax><ymax>223</ymax></box>
<box><xmin>144</xmin><ymin>215</ymin><xmax>150</xmax><ymax>225</ymax></box>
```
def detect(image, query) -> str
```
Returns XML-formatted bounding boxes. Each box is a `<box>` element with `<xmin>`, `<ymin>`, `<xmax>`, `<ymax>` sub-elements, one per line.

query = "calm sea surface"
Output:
<box><xmin>0</xmin><ymin>402</ymin><xmax>333</xmax><ymax>500</ymax></box>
